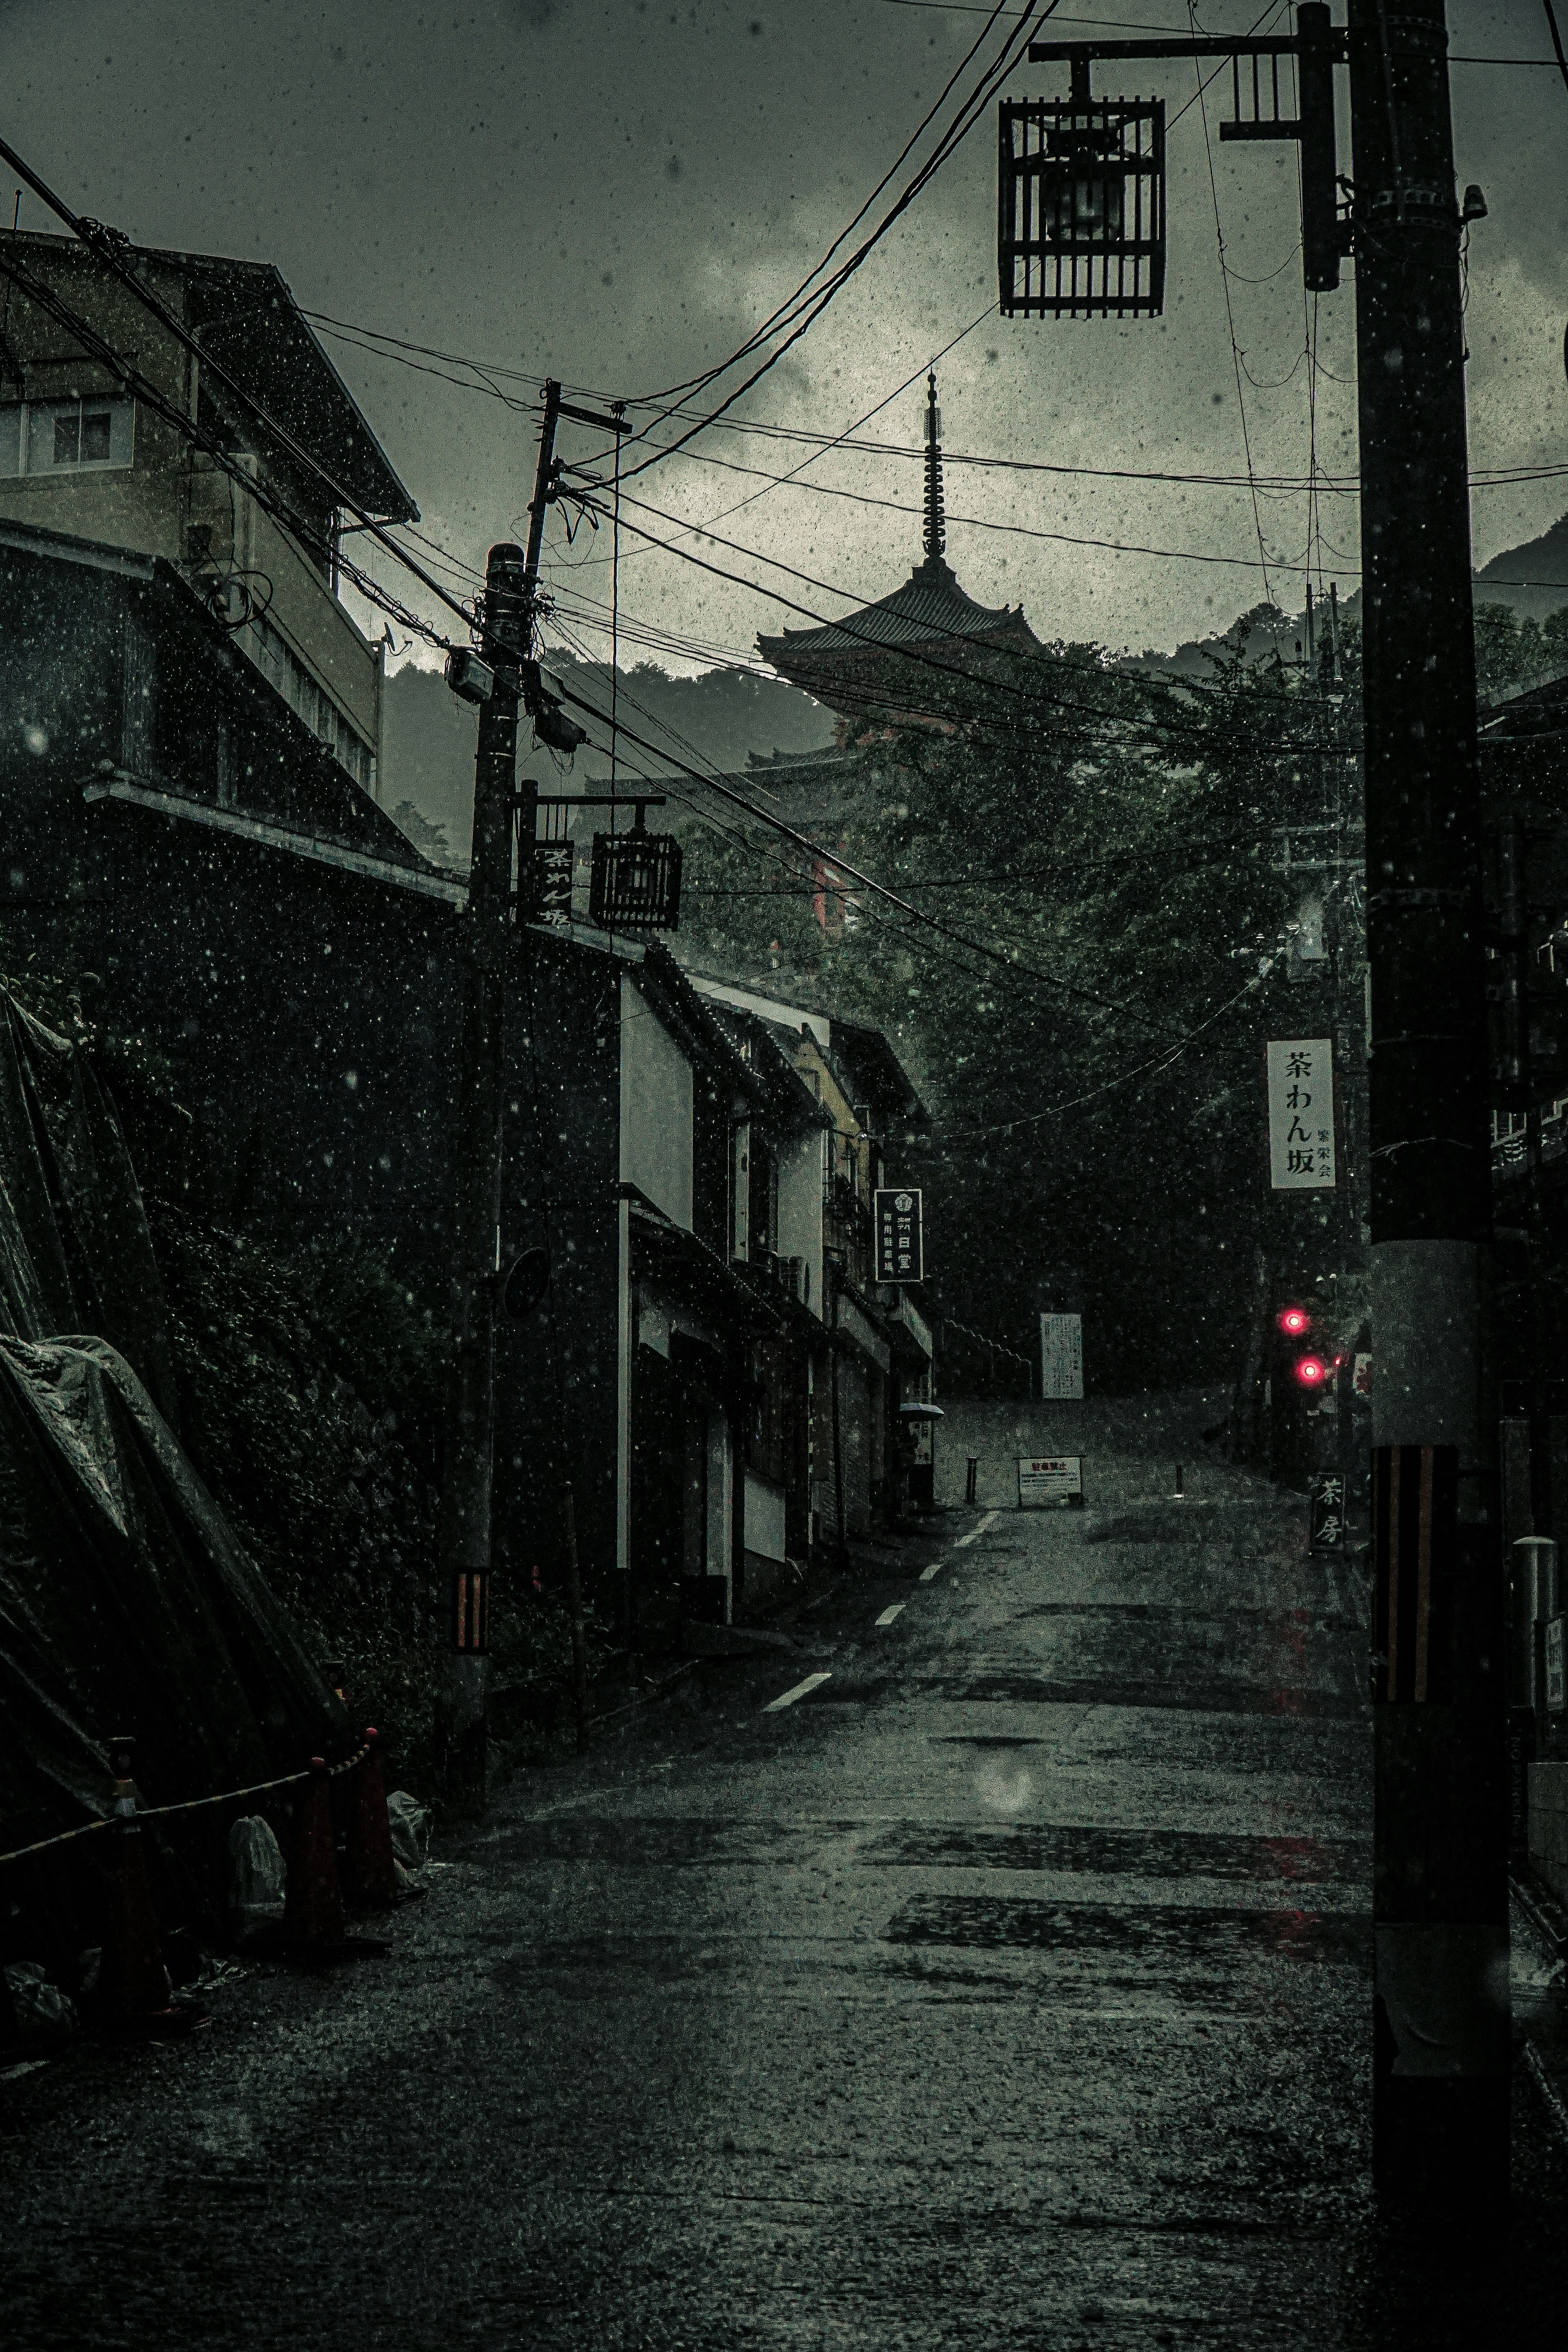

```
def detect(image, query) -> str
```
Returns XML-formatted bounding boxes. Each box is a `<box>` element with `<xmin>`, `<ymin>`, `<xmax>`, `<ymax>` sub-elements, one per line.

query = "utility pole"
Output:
<box><xmin>1002</xmin><ymin>0</ymin><xmax>1504</xmax><ymax>2201</ymax></box>
<box><xmin>435</xmin><ymin>535</ymin><xmax>528</xmax><ymax>1807</ymax></box>
<box><xmin>436</xmin><ymin>379</ymin><xmax>622</xmax><ymax>1804</ymax></box>
<box><xmin>1346</xmin><ymin>0</ymin><xmax>1506</xmax><ymax>2203</ymax></box>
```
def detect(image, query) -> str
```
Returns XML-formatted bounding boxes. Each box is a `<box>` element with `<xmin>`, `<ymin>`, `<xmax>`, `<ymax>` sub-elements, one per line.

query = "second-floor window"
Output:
<box><xmin>0</xmin><ymin>395</ymin><xmax>136</xmax><ymax>476</ymax></box>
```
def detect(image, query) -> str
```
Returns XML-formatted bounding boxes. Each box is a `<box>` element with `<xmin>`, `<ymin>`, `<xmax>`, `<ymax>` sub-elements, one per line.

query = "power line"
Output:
<box><xmin>604</xmin><ymin>5</ymin><xmax>1050</xmax><ymax>487</ymax></box>
<box><xmin>574</xmin><ymin>483</ymin><xmax>1334</xmax><ymax>746</ymax></box>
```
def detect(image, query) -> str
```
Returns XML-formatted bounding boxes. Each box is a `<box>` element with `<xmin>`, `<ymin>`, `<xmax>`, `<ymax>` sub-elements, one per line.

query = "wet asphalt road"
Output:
<box><xmin>4</xmin><ymin>1393</ymin><xmax>1567</xmax><ymax>2350</ymax></box>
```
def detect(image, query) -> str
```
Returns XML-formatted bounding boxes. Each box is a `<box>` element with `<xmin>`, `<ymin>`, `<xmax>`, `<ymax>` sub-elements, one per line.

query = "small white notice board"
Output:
<box><xmin>1266</xmin><ymin>1038</ymin><xmax>1336</xmax><ymax>1189</ymax></box>
<box><xmin>1018</xmin><ymin>1457</ymin><xmax>1083</xmax><ymax>1510</ymax></box>
<box><xmin>1039</xmin><ymin>1312</ymin><xmax>1084</xmax><ymax>1401</ymax></box>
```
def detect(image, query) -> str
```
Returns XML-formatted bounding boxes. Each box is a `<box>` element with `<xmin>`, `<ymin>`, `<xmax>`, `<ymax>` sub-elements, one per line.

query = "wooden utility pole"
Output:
<box><xmin>436</xmin><ymin>379</ymin><xmax>626</xmax><ymax>1801</ymax></box>
<box><xmin>435</xmin><ymin>536</ymin><xmax>528</xmax><ymax>1807</ymax></box>
<box><xmin>1347</xmin><ymin>0</ymin><xmax>1506</xmax><ymax>2201</ymax></box>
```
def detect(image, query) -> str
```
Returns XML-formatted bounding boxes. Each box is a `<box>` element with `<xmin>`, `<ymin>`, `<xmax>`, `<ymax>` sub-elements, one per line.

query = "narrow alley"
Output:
<box><xmin>7</xmin><ymin>1394</ymin><xmax>1564</xmax><ymax>2348</ymax></box>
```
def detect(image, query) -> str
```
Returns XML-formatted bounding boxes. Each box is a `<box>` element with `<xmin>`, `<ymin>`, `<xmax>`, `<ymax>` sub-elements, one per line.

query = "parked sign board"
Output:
<box><xmin>874</xmin><ymin>1187</ymin><xmax>924</xmax><ymax>1283</ymax></box>
<box><xmin>1040</xmin><ymin>1312</ymin><xmax>1084</xmax><ymax>1401</ymax></box>
<box><xmin>1018</xmin><ymin>1456</ymin><xmax>1083</xmax><ymax>1509</ymax></box>
<box><xmin>1267</xmin><ymin>1038</ymin><xmax>1336</xmax><ymax>1189</ymax></box>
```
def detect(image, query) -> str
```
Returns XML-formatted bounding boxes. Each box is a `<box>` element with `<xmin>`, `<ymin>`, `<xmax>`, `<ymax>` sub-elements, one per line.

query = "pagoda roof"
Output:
<box><xmin>758</xmin><ymin>554</ymin><xmax>1038</xmax><ymax>665</ymax></box>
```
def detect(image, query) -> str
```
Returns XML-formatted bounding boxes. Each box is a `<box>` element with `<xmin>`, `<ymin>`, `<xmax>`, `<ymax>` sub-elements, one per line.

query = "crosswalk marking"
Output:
<box><xmin>875</xmin><ymin>1603</ymin><xmax>905</xmax><ymax>1627</ymax></box>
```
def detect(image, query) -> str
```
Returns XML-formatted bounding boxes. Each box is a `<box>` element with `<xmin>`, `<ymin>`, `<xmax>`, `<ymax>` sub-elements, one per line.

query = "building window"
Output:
<box><xmin>0</xmin><ymin>395</ymin><xmax>135</xmax><ymax>476</ymax></box>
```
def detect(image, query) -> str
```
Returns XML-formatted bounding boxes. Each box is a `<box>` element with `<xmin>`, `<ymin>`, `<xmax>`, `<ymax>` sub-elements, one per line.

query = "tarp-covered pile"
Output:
<box><xmin>0</xmin><ymin>987</ymin><xmax>343</xmax><ymax>1875</ymax></box>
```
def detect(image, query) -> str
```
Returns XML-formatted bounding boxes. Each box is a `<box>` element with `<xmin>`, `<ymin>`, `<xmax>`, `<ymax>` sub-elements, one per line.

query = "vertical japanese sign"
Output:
<box><xmin>1040</xmin><ymin>1312</ymin><xmax>1084</xmax><ymax>1400</ymax></box>
<box><xmin>874</xmin><ymin>1188</ymin><xmax>924</xmax><ymax>1283</ymax></box>
<box><xmin>1310</xmin><ymin>1468</ymin><xmax>1347</xmax><ymax>1552</ymax></box>
<box><xmin>1267</xmin><ymin>1038</ymin><xmax>1336</xmax><ymax>1189</ymax></box>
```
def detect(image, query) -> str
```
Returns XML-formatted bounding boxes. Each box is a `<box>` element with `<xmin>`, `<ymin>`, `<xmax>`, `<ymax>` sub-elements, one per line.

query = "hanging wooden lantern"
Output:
<box><xmin>588</xmin><ymin>808</ymin><xmax>683</xmax><ymax>933</ymax></box>
<box><xmin>999</xmin><ymin>69</ymin><xmax>1165</xmax><ymax>318</ymax></box>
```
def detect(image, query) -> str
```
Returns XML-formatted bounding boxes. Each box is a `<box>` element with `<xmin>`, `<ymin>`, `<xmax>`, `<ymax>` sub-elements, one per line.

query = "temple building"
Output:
<box><xmin>755</xmin><ymin>373</ymin><xmax>1042</xmax><ymax>728</ymax></box>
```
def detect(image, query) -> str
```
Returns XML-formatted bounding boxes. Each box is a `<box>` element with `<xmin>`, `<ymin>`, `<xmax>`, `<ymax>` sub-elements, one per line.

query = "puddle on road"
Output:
<box><xmin>881</xmin><ymin>1893</ymin><xmax>1370</xmax><ymax>1964</ymax></box>
<box><xmin>861</xmin><ymin>1822</ymin><xmax>1370</xmax><ymax>1884</ymax></box>
<box><xmin>820</xmin><ymin>1674</ymin><xmax>1364</xmax><ymax>1718</ymax></box>
<box><xmin>1017</xmin><ymin>1601</ymin><xmax>1363</xmax><ymax>1633</ymax></box>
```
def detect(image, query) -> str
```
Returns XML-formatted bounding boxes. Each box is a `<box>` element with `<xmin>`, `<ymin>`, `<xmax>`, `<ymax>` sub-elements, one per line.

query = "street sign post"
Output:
<box><xmin>1018</xmin><ymin>1456</ymin><xmax>1084</xmax><ymax>1508</ymax></box>
<box><xmin>874</xmin><ymin>1187</ymin><xmax>924</xmax><ymax>1283</ymax></box>
<box><xmin>1267</xmin><ymin>1038</ymin><xmax>1336</xmax><ymax>1189</ymax></box>
<box><xmin>1040</xmin><ymin>1311</ymin><xmax>1084</xmax><ymax>1400</ymax></box>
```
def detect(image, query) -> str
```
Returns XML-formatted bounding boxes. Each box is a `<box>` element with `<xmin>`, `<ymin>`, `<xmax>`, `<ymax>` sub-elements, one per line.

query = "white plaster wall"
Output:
<box><xmin>776</xmin><ymin>1127</ymin><xmax>825</xmax><ymax>1318</ymax></box>
<box><xmin>619</xmin><ymin>973</ymin><xmax>693</xmax><ymax>1229</ymax></box>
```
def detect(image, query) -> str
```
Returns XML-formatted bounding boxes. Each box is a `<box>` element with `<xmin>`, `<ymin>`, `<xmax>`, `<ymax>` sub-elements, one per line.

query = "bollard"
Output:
<box><xmin>97</xmin><ymin>1737</ymin><xmax>196</xmax><ymax>2036</ymax></box>
<box><xmin>98</xmin><ymin>1738</ymin><xmax>173</xmax><ymax>2022</ymax></box>
<box><xmin>965</xmin><ymin>1457</ymin><xmax>978</xmax><ymax>1507</ymax></box>
<box><xmin>283</xmin><ymin>1757</ymin><xmax>347</xmax><ymax>1952</ymax></box>
<box><xmin>341</xmin><ymin>1728</ymin><xmax>400</xmax><ymax>1911</ymax></box>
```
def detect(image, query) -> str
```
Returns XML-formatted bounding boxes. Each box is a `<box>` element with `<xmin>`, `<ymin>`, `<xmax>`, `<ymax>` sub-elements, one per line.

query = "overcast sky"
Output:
<box><xmin>7</xmin><ymin>0</ymin><xmax>1568</xmax><ymax>667</ymax></box>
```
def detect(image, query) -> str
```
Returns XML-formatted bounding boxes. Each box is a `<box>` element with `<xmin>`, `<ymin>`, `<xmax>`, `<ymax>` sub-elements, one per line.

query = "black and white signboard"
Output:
<box><xmin>1040</xmin><ymin>1312</ymin><xmax>1084</xmax><ymax>1401</ymax></box>
<box><xmin>1018</xmin><ymin>1456</ymin><xmax>1083</xmax><ymax>1509</ymax></box>
<box><xmin>874</xmin><ymin>1187</ymin><xmax>924</xmax><ymax>1284</ymax></box>
<box><xmin>1267</xmin><ymin>1038</ymin><xmax>1336</xmax><ymax>1189</ymax></box>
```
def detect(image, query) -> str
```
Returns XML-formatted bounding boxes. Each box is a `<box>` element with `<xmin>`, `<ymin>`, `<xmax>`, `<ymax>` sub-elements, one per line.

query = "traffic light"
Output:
<box><xmin>1292</xmin><ymin>1353</ymin><xmax>1329</xmax><ymax>1389</ymax></box>
<box><xmin>1277</xmin><ymin>1304</ymin><xmax>1312</xmax><ymax>1339</ymax></box>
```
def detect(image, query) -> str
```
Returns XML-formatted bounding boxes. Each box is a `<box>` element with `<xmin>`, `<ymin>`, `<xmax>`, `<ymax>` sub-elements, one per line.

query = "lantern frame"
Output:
<box><xmin>998</xmin><ymin>91</ymin><xmax>1165</xmax><ymax>318</ymax></box>
<box><xmin>588</xmin><ymin>817</ymin><xmax>683</xmax><ymax>933</ymax></box>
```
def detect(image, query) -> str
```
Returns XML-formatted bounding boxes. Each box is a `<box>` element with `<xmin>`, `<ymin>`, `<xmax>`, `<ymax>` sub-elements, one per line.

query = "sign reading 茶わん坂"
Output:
<box><xmin>874</xmin><ymin>1188</ymin><xmax>923</xmax><ymax>1284</ymax></box>
<box><xmin>1266</xmin><ymin>1038</ymin><xmax>1336</xmax><ymax>1189</ymax></box>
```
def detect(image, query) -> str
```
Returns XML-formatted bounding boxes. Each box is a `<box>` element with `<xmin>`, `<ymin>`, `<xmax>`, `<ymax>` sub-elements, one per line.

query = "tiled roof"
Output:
<box><xmin>757</xmin><ymin>556</ymin><xmax>1039</xmax><ymax>662</ymax></box>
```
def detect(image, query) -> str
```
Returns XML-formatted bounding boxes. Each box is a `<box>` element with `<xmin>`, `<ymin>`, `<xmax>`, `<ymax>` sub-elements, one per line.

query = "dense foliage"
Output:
<box><xmin>676</xmin><ymin>610</ymin><xmax>1363</xmax><ymax>1393</ymax></box>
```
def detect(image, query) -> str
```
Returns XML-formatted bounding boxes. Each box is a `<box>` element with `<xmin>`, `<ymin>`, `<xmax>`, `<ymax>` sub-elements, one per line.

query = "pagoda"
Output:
<box><xmin>756</xmin><ymin>373</ymin><xmax>1042</xmax><ymax>726</ymax></box>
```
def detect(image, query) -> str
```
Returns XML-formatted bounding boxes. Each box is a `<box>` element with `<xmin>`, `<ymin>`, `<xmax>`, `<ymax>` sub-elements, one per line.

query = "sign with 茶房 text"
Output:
<box><xmin>1267</xmin><ymin>1038</ymin><xmax>1336</xmax><ymax>1189</ymax></box>
<box><xmin>1310</xmin><ymin>1468</ymin><xmax>1347</xmax><ymax>1552</ymax></box>
<box><xmin>1547</xmin><ymin>1617</ymin><xmax>1565</xmax><ymax>1713</ymax></box>
<box><xmin>874</xmin><ymin>1187</ymin><xmax>924</xmax><ymax>1284</ymax></box>
<box><xmin>1018</xmin><ymin>1456</ymin><xmax>1083</xmax><ymax>1509</ymax></box>
<box><xmin>1040</xmin><ymin>1312</ymin><xmax>1084</xmax><ymax>1401</ymax></box>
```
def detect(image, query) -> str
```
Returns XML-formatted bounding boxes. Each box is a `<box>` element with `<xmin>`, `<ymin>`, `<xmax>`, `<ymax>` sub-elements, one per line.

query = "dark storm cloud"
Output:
<box><xmin>2</xmin><ymin>0</ymin><xmax>1564</xmax><ymax>651</ymax></box>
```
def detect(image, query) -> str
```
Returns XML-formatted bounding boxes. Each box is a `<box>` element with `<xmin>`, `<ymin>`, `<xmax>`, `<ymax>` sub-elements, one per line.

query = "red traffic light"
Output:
<box><xmin>1292</xmin><ymin>1354</ymin><xmax>1329</xmax><ymax>1387</ymax></box>
<box><xmin>1277</xmin><ymin>1305</ymin><xmax>1312</xmax><ymax>1336</ymax></box>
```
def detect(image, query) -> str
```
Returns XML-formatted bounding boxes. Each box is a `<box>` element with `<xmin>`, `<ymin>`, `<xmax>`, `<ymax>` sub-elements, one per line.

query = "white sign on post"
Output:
<box><xmin>1040</xmin><ymin>1312</ymin><xmax>1084</xmax><ymax>1400</ymax></box>
<box><xmin>1266</xmin><ymin>1038</ymin><xmax>1336</xmax><ymax>1189</ymax></box>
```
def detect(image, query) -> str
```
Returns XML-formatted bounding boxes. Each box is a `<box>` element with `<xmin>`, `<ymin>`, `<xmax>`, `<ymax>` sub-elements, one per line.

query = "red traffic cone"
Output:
<box><xmin>97</xmin><ymin>1738</ymin><xmax>190</xmax><ymax>2036</ymax></box>
<box><xmin>342</xmin><ymin>1728</ymin><xmax>400</xmax><ymax>1910</ymax></box>
<box><xmin>283</xmin><ymin>1757</ymin><xmax>347</xmax><ymax>1952</ymax></box>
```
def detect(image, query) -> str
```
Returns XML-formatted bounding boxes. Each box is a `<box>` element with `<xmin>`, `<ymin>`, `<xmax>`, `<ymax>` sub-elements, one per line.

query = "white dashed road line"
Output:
<box><xmin>918</xmin><ymin>1560</ymin><xmax>945</xmax><ymax>1582</ymax></box>
<box><xmin>875</xmin><ymin>1604</ymin><xmax>905</xmax><ymax>1627</ymax></box>
<box><xmin>764</xmin><ymin>1672</ymin><xmax>833</xmax><ymax>1712</ymax></box>
<box><xmin>954</xmin><ymin>1509</ymin><xmax>1001</xmax><ymax>1550</ymax></box>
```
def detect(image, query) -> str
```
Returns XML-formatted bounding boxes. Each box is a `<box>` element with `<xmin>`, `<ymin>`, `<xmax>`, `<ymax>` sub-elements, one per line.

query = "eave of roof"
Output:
<box><xmin>149</xmin><ymin>247</ymin><xmax>418</xmax><ymax>523</ymax></box>
<box><xmin>757</xmin><ymin>557</ymin><xmax>1039</xmax><ymax>662</ymax></box>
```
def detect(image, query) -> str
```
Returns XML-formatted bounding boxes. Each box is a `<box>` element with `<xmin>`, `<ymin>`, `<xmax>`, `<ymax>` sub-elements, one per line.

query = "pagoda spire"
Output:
<box><xmin>922</xmin><ymin>369</ymin><xmax>947</xmax><ymax>568</ymax></box>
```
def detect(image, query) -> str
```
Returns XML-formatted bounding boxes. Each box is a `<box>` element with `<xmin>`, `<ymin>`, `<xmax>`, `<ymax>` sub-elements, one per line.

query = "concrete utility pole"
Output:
<box><xmin>1347</xmin><ymin>0</ymin><xmax>1506</xmax><ymax>2200</ymax></box>
<box><xmin>1007</xmin><ymin>0</ymin><xmax>1504</xmax><ymax>2200</ymax></box>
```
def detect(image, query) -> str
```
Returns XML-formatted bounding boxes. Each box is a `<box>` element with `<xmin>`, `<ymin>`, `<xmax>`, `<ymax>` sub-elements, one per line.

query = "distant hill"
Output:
<box><xmin>379</xmin><ymin>655</ymin><xmax>834</xmax><ymax>861</ymax></box>
<box><xmin>1473</xmin><ymin>511</ymin><xmax>1568</xmax><ymax>622</ymax></box>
